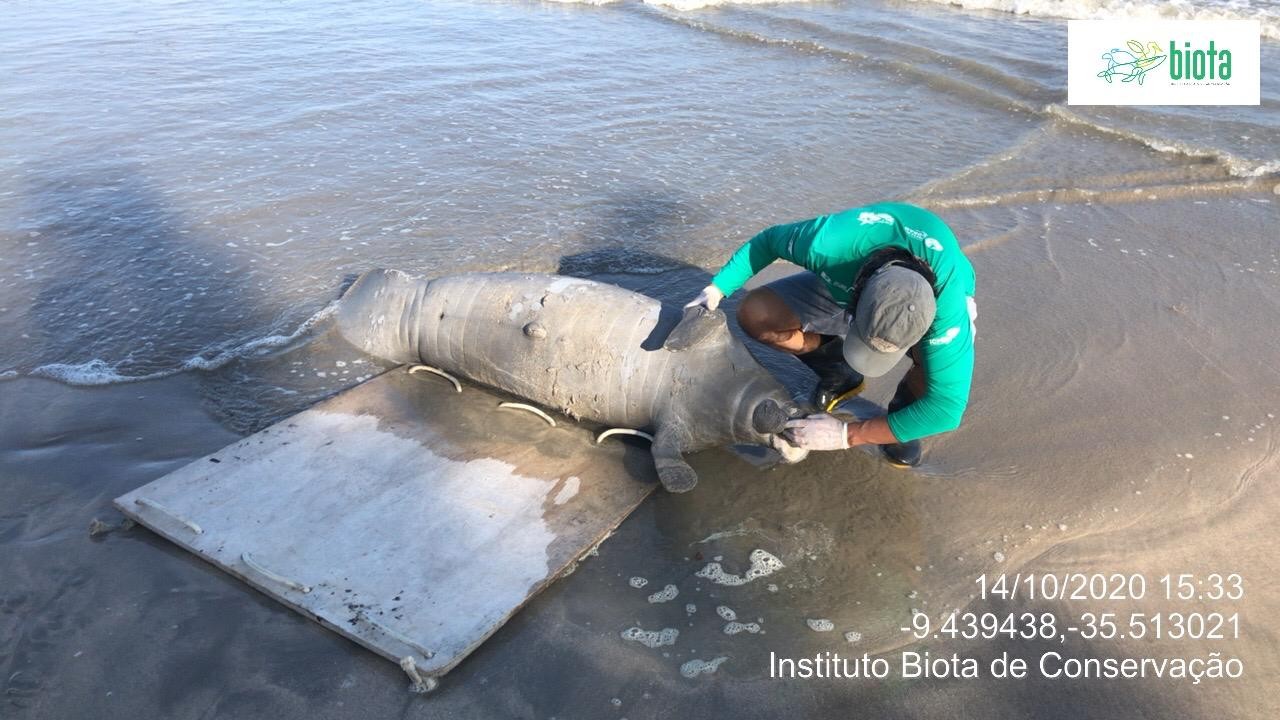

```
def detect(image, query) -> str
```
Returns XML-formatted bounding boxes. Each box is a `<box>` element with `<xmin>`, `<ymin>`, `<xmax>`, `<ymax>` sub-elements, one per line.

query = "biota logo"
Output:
<box><xmin>1168</xmin><ymin>40</ymin><xmax>1233</xmax><ymax>82</ymax></box>
<box><xmin>1097</xmin><ymin>40</ymin><xmax>1166</xmax><ymax>85</ymax></box>
<box><xmin>1069</xmin><ymin>20</ymin><xmax>1259</xmax><ymax>105</ymax></box>
<box><xmin>1097</xmin><ymin>39</ymin><xmax>1232</xmax><ymax>86</ymax></box>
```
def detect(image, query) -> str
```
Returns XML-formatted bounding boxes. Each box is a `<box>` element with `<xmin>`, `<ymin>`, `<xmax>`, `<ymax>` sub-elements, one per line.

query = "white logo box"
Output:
<box><xmin>1068</xmin><ymin>19</ymin><xmax>1260</xmax><ymax>106</ymax></box>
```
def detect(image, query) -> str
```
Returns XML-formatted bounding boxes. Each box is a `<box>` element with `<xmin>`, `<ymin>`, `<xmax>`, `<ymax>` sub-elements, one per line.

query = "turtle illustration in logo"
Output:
<box><xmin>1098</xmin><ymin>40</ymin><xmax>1166</xmax><ymax>85</ymax></box>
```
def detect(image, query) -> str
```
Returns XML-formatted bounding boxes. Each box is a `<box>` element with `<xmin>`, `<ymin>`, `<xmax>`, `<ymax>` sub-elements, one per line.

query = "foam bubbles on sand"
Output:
<box><xmin>715</xmin><ymin>604</ymin><xmax>761</xmax><ymax>634</ymax></box>
<box><xmin>621</xmin><ymin>626</ymin><xmax>679</xmax><ymax>648</ymax></box>
<box><xmin>648</xmin><ymin>584</ymin><xmax>679</xmax><ymax>603</ymax></box>
<box><xmin>806</xmin><ymin>619</ymin><xmax>835</xmax><ymax>632</ymax></box>
<box><xmin>686</xmin><ymin>603</ymin><xmax>697</xmax><ymax>615</ymax></box>
<box><xmin>724</xmin><ymin>621</ymin><xmax>762</xmax><ymax>635</ymax></box>
<box><xmin>844</xmin><ymin>630</ymin><xmax>862</xmax><ymax>643</ymax></box>
<box><xmin>680</xmin><ymin>656</ymin><xmax>728</xmax><ymax>679</ymax></box>
<box><xmin>629</xmin><ymin>576</ymin><xmax>648</xmax><ymax>589</ymax></box>
<box><xmin>695</xmin><ymin>549</ymin><xmax>784</xmax><ymax>586</ymax></box>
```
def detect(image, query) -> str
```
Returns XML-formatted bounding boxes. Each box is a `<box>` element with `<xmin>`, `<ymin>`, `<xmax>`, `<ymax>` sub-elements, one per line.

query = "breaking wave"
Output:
<box><xmin>1045</xmin><ymin>105</ymin><xmax>1280</xmax><ymax>179</ymax></box>
<box><xmin>22</xmin><ymin>302</ymin><xmax>337</xmax><ymax>386</ymax></box>
<box><xmin>904</xmin><ymin>0</ymin><xmax>1280</xmax><ymax>41</ymax></box>
<box><xmin>544</xmin><ymin>0</ymin><xmax>824</xmax><ymax>8</ymax></box>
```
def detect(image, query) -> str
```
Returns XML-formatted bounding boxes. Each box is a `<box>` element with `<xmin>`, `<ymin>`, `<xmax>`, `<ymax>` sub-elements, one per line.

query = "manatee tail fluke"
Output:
<box><xmin>335</xmin><ymin>268</ymin><xmax>426</xmax><ymax>365</ymax></box>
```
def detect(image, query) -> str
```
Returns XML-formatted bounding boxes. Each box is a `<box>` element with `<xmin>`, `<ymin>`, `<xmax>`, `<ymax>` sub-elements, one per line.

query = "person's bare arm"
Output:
<box><xmin>782</xmin><ymin>413</ymin><xmax>898</xmax><ymax>450</ymax></box>
<box><xmin>845</xmin><ymin>416</ymin><xmax>899</xmax><ymax>446</ymax></box>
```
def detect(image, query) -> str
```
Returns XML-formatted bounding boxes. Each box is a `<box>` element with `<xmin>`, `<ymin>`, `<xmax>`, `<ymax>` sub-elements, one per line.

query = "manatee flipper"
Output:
<box><xmin>652</xmin><ymin>419</ymin><xmax>697</xmax><ymax>493</ymax></box>
<box><xmin>663</xmin><ymin>306</ymin><xmax>726</xmax><ymax>352</ymax></box>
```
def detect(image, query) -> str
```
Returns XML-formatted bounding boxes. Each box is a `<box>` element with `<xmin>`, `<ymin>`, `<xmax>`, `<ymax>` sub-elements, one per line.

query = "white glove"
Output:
<box><xmin>684</xmin><ymin>284</ymin><xmax>725</xmax><ymax>312</ymax></box>
<box><xmin>782</xmin><ymin>414</ymin><xmax>850</xmax><ymax>451</ymax></box>
<box><xmin>770</xmin><ymin>433</ymin><xmax>810</xmax><ymax>463</ymax></box>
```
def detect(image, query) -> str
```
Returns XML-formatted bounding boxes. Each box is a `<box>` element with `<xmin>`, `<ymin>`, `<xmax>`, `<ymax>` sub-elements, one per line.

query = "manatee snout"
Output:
<box><xmin>751</xmin><ymin>398</ymin><xmax>792</xmax><ymax>435</ymax></box>
<box><xmin>749</xmin><ymin>398</ymin><xmax>810</xmax><ymax>464</ymax></box>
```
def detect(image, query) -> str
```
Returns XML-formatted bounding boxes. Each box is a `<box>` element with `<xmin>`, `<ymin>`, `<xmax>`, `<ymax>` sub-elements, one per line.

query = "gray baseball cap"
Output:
<box><xmin>842</xmin><ymin>265</ymin><xmax>936</xmax><ymax>377</ymax></box>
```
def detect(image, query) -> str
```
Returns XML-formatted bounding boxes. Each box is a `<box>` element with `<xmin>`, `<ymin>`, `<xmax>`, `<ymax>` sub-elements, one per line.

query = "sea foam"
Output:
<box><xmin>695</xmin><ymin>549</ymin><xmax>784</xmax><ymax>586</ymax></box>
<box><xmin>905</xmin><ymin>0</ymin><xmax>1280</xmax><ymax>41</ymax></box>
<box><xmin>681</xmin><ymin>656</ymin><xmax>729</xmax><ymax>678</ymax></box>
<box><xmin>621</xmin><ymin>626</ymin><xmax>679</xmax><ymax>648</ymax></box>
<box><xmin>27</xmin><ymin>302</ymin><xmax>337</xmax><ymax>386</ymax></box>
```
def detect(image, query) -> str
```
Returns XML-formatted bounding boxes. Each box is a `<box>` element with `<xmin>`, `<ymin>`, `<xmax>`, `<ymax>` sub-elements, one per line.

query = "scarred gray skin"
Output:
<box><xmin>334</xmin><ymin>269</ymin><xmax>806</xmax><ymax>492</ymax></box>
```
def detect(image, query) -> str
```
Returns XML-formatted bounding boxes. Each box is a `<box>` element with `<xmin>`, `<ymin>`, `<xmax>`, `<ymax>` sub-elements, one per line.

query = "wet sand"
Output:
<box><xmin>3</xmin><ymin>0</ymin><xmax>1279</xmax><ymax>716</ymax></box>
<box><xmin>4</xmin><ymin>187</ymin><xmax>1279</xmax><ymax>718</ymax></box>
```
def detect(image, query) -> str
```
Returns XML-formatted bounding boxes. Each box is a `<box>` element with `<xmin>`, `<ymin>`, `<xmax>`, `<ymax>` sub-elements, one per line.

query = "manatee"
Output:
<box><xmin>333</xmin><ymin>269</ymin><xmax>807</xmax><ymax>492</ymax></box>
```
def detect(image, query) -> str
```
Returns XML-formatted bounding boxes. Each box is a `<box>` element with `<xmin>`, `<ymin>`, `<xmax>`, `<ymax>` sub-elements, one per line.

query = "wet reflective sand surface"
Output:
<box><xmin>2</xmin><ymin>1</ymin><xmax>1277</xmax><ymax>717</ymax></box>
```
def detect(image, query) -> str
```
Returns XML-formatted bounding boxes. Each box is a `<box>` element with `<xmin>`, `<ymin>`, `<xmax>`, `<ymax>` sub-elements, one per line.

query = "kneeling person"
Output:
<box><xmin>686</xmin><ymin>202</ymin><xmax>976</xmax><ymax>466</ymax></box>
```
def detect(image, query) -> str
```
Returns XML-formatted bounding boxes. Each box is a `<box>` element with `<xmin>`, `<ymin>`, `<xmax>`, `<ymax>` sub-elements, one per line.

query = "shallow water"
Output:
<box><xmin>2</xmin><ymin>0</ymin><xmax>1278</xmax><ymax>717</ymax></box>
<box><xmin>5</xmin><ymin>0</ymin><xmax>1274</xmax><ymax>388</ymax></box>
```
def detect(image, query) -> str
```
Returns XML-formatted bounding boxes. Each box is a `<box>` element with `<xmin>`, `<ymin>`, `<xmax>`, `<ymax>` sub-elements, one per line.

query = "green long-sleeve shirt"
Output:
<box><xmin>711</xmin><ymin>202</ymin><xmax>976</xmax><ymax>443</ymax></box>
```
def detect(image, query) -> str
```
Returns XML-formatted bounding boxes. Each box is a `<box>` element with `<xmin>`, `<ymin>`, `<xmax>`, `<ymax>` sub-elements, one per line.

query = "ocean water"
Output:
<box><xmin>1</xmin><ymin>0</ymin><xmax>1275</xmax><ymax>391</ymax></box>
<box><xmin>576</xmin><ymin>0</ymin><xmax>1280</xmax><ymax>39</ymax></box>
<box><xmin>1</xmin><ymin>1</ymin><xmax>1278</xmax><ymax>717</ymax></box>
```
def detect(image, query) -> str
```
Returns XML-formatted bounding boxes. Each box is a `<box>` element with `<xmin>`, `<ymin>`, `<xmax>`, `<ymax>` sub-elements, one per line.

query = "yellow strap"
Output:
<box><xmin>823</xmin><ymin>380</ymin><xmax>866</xmax><ymax>413</ymax></box>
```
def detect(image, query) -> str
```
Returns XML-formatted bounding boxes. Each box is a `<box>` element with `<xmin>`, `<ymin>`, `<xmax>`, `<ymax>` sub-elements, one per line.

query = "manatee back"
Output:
<box><xmin>417</xmin><ymin>273</ymin><xmax>695</xmax><ymax>428</ymax></box>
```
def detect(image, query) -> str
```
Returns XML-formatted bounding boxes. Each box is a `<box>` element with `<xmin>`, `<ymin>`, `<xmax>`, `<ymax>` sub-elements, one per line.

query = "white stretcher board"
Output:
<box><xmin>114</xmin><ymin>366</ymin><xmax>657</xmax><ymax>682</ymax></box>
